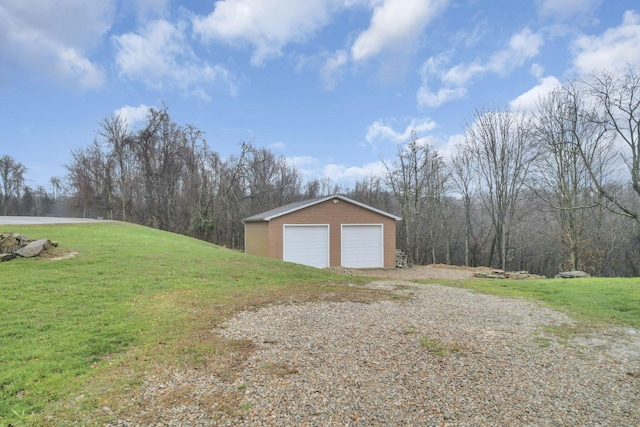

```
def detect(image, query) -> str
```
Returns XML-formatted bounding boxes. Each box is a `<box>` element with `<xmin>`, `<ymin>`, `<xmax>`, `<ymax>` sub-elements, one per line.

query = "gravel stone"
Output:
<box><xmin>111</xmin><ymin>281</ymin><xmax>640</xmax><ymax>426</ymax></box>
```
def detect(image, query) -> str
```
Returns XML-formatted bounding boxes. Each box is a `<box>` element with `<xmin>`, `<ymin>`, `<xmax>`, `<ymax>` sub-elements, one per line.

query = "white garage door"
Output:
<box><xmin>283</xmin><ymin>225</ymin><xmax>329</xmax><ymax>268</ymax></box>
<box><xmin>341</xmin><ymin>224</ymin><xmax>384</xmax><ymax>268</ymax></box>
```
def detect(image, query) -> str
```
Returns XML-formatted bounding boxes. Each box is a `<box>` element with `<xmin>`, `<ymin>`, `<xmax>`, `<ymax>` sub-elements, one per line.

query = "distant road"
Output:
<box><xmin>0</xmin><ymin>216</ymin><xmax>112</xmax><ymax>225</ymax></box>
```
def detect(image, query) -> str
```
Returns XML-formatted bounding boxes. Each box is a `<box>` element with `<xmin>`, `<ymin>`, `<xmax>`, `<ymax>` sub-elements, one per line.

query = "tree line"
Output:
<box><xmin>378</xmin><ymin>66</ymin><xmax>640</xmax><ymax>277</ymax></box>
<box><xmin>0</xmin><ymin>155</ymin><xmax>61</xmax><ymax>217</ymax></box>
<box><xmin>2</xmin><ymin>67</ymin><xmax>640</xmax><ymax>277</ymax></box>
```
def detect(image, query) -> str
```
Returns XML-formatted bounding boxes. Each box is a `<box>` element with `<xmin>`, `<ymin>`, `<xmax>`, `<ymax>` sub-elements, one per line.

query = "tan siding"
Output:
<box><xmin>383</xmin><ymin>219</ymin><xmax>396</xmax><ymax>268</ymax></box>
<box><xmin>266</xmin><ymin>198</ymin><xmax>397</xmax><ymax>268</ymax></box>
<box><xmin>244</xmin><ymin>221</ymin><xmax>269</xmax><ymax>257</ymax></box>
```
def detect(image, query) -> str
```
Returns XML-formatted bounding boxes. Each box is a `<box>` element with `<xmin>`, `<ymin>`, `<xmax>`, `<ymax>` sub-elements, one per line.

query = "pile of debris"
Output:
<box><xmin>396</xmin><ymin>249</ymin><xmax>411</xmax><ymax>268</ymax></box>
<box><xmin>0</xmin><ymin>232</ymin><xmax>58</xmax><ymax>262</ymax></box>
<box><xmin>554</xmin><ymin>270</ymin><xmax>591</xmax><ymax>279</ymax></box>
<box><xmin>325</xmin><ymin>266</ymin><xmax>370</xmax><ymax>276</ymax></box>
<box><xmin>473</xmin><ymin>269</ymin><xmax>546</xmax><ymax>280</ymax></box>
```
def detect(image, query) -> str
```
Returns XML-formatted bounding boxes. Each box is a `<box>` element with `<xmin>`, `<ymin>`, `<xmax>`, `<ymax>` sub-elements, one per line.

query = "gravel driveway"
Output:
<box><xmin>114</xmin><ymin>281</ymin><xmax>640</xmax><ymax>426</ymax></box>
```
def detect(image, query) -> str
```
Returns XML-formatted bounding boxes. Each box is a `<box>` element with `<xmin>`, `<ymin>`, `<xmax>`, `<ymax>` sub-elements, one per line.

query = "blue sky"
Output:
<box><xmin>1</xmin><ymin>0</ymin><xmax>639</xmax><ymax>189</ymax></box>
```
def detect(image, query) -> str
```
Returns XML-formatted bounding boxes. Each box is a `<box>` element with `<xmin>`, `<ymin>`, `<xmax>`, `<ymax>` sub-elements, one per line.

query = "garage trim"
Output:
<box><xmin>282</xmin><ymin>224</ymin><xmax>330</xmax><ymax>268</ymax></box>
<box><xmin>341</xmin><ymin>224</ymin><xmax>384</xmax><ymax>268</ymax></box>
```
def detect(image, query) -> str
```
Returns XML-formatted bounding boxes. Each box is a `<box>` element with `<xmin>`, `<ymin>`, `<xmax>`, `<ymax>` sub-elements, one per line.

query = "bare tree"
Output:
<box><xmin>349</xmin><ymin>175</ymin><xmax>396</xmax><ymax>215</ymax></box>
<box><xmin>66</xmin><ymin>141</ymin><xmax>115</xmax><ymax>218</ymax></box>
<box><xmin>464</xmin><ymin>108</ymin><xmax>537</xmax><ymax>270</ymax></box>
<box><xmin>0</xmin><ymin>155</ymin><xmax>27</xmax><ymax>215</ymax></box>
<box><xmin>582</xmin><ymin>66</ymin><xmax>640</xmax><ymax>223</ymax></box>
<box><xmin>532</xmin><ymin>83</ymin><xmax>603</xmax><ymax>271</ymax></box>
<box><xmin>66</xmin><ymin>147</ymin><xmax>98</xmax><ymax>218</ymax></box>
<box><xmin>383</xmin><ymin>132</ymin><xmax>422</xmax><ymax>264</ymax></box>
<box><xmin>303</xmin><ymin>177</ymin><xmax>341</xmax><ymax>199</ymax></box>
<box><xmin>50</xmin><ymin>176</ymin><xmax>62</xmax><ymax>201</ymax></box>
<box><xmin>188</xmin><ymin>148</ymin><xmax>223</xmax><ymax>241</ymax></box>
<box><xmin>20</xmin><ymin>185</ymin><xmax>54</xmax><ymax>216</ymax></box>
<box><xmin>244</xmin><ymin>145</ymin><xmax>302</xmax><ymax>213</ymax></box>
<box><xmin>131</xmin><ymin>106</ymin><xmax>188</xmax><ymax>229</ymax></box>
<box><xmin>214</xmin><ymin>142</ymin><xmax>252</xmax><ymax>248</ymax></box>
<box><xmin>423</xmin><ymin>150</ymin><xmax>450</xmax><ymax>265</ymax></box>
<box><xmin>450</xmin><ymin>145</ymin><xmax>476</xmax><ymax>266</ymax></box>
<box><xmin>382</xmin><ymin>131</ymin><xmax>448</xmax><ymax>265</ymax></box>
<box><xmin>99</xmin><ymin>114</ymin><xmax>135</xmax><ymax>220</ymax></box>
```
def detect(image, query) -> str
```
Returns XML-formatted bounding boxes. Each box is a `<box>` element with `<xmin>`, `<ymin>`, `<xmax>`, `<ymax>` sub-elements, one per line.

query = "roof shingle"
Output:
<box><xmin>242</xmin><ymin>194</ymin><xmax>401</xmax><ymax>222</ymax></box>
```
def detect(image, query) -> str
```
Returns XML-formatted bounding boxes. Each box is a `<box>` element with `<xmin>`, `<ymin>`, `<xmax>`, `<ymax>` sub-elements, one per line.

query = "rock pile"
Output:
<box><xmin>395</xmin><ymin>249</ymin><xmax>411</xmax><ymax>268</ymax></box>
<box><xmin>473</xmin><ymin>269</ymin><xmax>547</xmax><ymax>279</ymax></box>
<box><xmin>0</xmin><ymin>232</ymin><xmax>58</xmax><ymax>262</ymax></box>
<box><xmin>554</xmin><ymin>270</ymin><xmax>591</xmax><ymax>279</ymax></box>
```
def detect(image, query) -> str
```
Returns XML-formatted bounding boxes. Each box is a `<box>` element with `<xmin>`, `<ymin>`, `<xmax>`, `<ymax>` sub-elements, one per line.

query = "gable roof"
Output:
<box><xmin>242</xmin><ymin>194</ymin><xmax>401</xmax><ymax>222</ymax></box>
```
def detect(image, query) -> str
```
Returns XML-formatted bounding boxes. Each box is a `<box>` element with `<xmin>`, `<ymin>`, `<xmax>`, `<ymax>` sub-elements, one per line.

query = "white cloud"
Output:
<box><xmin>322</xmin><ymin>161</ymin><xmax>387</xmax><ymax>182</ymax></box>
<box><xmin>351</xmin><ymin>0</ymin><xmax>447</xmax><ymax>62</ymax></box>
<box><xmin>285</xmin><ymin>156</ymin><xmax>323</xmax><ymax>181</ymax></box>
<box><xmin>287</xmin><ymin>156</ymin><xmax>318</xmax><ymax>170</ymax></box>
<box><xmin>536</xmin><ymin>0</ymin><xmax>600</xmax><ymax>21</ymax></box>
<box><xmin>441</xmin><ymin>63</ymin><xmax>485</xmax><ymax>87</ymax></box>
<box><xmin>417</xmin><ymin>85</ymin><xmax>467</xmax><ymax>108</ymax></box>
<box><xmin>319</xmin><ymin>50</ymin><xmax>348</xmax><ymax>90</ymax></box>
<box><xmin>0</xmin><ymin>0</ymin><xmax>113</xmax><ymax>88</ymax></box>
<box><xmin>509</xmin><ymin>75</ymin><xmax>562</xmax><ymax>112</ymax></box>
<box><xmin>572</xmin><ymin>10</ymin><xmax>640</xmax><ymax>75</ymax></box>
<box><xmin>437</xmin><ymin>133</ymin><xmax>465</xmax><ymax>161</ymax></box>
<box><xmin>0</xmin><ymin>0</ymin><xmax>114</xmax><ymax>49</ymax></box>
<box><xmin>447</xmin><ymin>28</ymin><xmax>543</xmax><ymax>84</ymax></box>
<box><xmin>417</xmin><ymin>28</ymin><xmax>543</xmax><ymax>108</ymax></box>
<box><xmin>417</xmin><ymin>54</ymin><xmax>468</xmax><ymax>107</ymax></box>
<box><xmin>131</xmin><ymin>0</ymin><xmax>170</xmax><ymax>22</ymax></box>
<box><xmin>286</xmin><ymin>156</ymin><xmax>386</xmax><ymax>185</ymax></box>
<box><xmin>193</xmin><ymin>0</ymin><xmax>340</xmax><ymax>66</ymax></box>
<box><xmin>192</xmin><ymin>0</ymin><xmax>446</xmax><ymax>76</ymax></box>
<box><xmin>56</xmin><ymin>48</ymin><xmax>105</xmax><ymax>89</ymax></box>
<box><xmin>488</xmin><ymin>28</ymin><xmax>544</xmax><ymax>75</ymax></box>
<box><xmin>366</xmin><ymin>121</ymin><xmax>401</xmax><ymax>144</ymax></box>
<box><xmin>270</xmin><ymin>141</ymin><xmax>286</xmax><ymax>150</ymax></box>
<box><xmin>328</xmin><ymin>134</ymin><xmax>461</xmax><ymax>184</ymax></box>
<box><xmin>366</xmin><ymin>118</ymin><xmax>438</xmax><ymax>145</ymax></box>
<box><xmin>530</xmin><ymin>63</ymin><xmax>545</xmax><ymax>79</ymax></box>
<box><xmin>114</xmin><ymin>104</ymin><xmax>150</xmax><ymax>128</ymax></box>
<box><xmin>113</xmin><ymin>20</ymin><xmax>236</xmax><ymax>99</ymax></box>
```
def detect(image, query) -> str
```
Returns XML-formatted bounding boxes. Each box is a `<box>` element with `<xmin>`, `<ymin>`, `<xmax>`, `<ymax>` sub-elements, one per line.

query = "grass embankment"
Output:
<box><xmin>438</xmin><ymin>277</ymin><xmax>640</xmax><ymax>329</ymax></box>
<box><xmin>0</xmin><ymin>222</ymin><xmax>377</xmax><ymax>426</ymax></box>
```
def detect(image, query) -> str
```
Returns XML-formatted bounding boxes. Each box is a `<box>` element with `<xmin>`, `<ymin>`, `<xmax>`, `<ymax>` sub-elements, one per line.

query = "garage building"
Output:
<box><xmin>243</xmin><ymin>195</ymin><xmax>401</xmax><ymax>269</ymax></box>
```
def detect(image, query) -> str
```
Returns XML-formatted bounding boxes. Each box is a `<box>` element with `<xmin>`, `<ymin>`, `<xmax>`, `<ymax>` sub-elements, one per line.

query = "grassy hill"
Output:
<box><xmin>0</xmin><ymin>222</ymin><xmax>378</xmax><ymax>426</ymax></box>
<box><xmin>1</xmin><ymin>221</ymin><xmax>639</xmax><ymax>425</ymax></box>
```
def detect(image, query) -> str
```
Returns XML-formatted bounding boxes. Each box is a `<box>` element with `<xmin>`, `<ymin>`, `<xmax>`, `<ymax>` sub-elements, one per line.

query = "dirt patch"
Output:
<box><xmin>40</xmin><ymin>249</ymin><xmax>79</xmax><ymax>261</ymax></box>
<box><xmin>334</xmin><ymin>264</ymin><xmax>496</xmax><ymax>281</ymax></box>
<box><xmin>571</xmin><ymin>327</ymin><xmax>640</xmax><ymax>364</ymax></box>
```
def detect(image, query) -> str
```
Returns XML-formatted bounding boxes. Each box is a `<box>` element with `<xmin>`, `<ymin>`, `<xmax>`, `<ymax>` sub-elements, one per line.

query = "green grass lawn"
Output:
<box><xmin>1</xmin><ymin>222</ymin><xmax>639</xmax><ymax>426</ymax></box>
<box><xmin>435</xmin><ymin>276</ymin><xmax>640</xmax><ymax>329</ymax></box>
<box><xmin>0</xmin><ymin>222</ymin><xmax>376</xmax><ymax>426</ymax></box>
